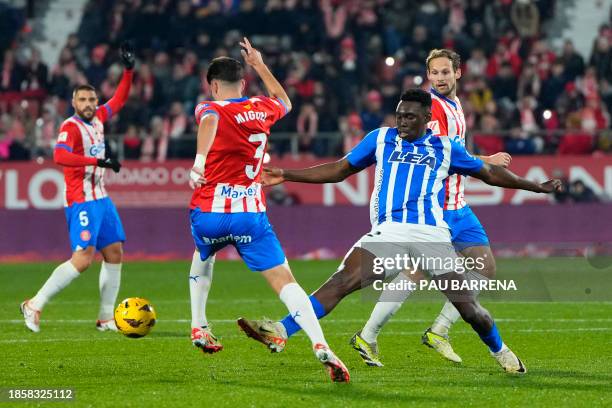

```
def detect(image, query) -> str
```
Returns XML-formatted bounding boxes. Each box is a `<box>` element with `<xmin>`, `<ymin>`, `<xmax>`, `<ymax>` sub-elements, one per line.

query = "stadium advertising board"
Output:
<box><xmin>0</xmin><ymin>156</ymin><xmax>610</xmax><ymax>209</ymax></box>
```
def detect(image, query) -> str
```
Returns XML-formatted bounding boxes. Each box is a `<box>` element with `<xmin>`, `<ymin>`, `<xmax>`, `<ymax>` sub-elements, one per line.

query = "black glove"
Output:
<box><xmin>119</xmin><ymin>41</ymin><xmax>135</xmax><ymax>70</ymax></box>
<box><xmin>97</xmin><ymin>158</ymin><xmax>122</xmax><ymax>173</ymax></box>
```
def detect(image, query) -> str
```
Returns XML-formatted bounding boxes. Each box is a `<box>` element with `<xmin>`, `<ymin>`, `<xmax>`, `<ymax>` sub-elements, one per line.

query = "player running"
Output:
<box><xmin>238</xmin><ymin>89</ymin><xmax>562</xmax><ymax>374</ymax></box>
<box><xmin>187</xmin><ymin>38</ymin><xmax>349</xmax><ymax>382</ymax></box>
<box><xmin>20</xmin><ymin>43</ymin><xmax>135</xmax><ymax>333</ymax></box>
<box><xmin>353</xmin><ymin>49</ymin><xmax>512</xmax><ymax>365</ymax></box>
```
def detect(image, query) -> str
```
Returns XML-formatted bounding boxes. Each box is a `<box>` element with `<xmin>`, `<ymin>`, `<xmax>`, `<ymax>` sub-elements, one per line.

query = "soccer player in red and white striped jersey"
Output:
<box><xmin>187</xmin><ymin>38</ymin><xmax>349</xmax><ymax>382</ymax></box>
<box><xmin>20</xmin><ymin>43</ymin><xmax>135</xmax><ymax>333</ymax></box>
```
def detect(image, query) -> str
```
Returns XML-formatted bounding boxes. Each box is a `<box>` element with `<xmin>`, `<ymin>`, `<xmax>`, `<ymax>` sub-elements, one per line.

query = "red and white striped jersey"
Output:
<box><xmin>190</xmin><ymin>95</ymin><xmax>288</xmax><ymax>213</ymax></box>
<box><xmin>427</xmin><ymin>87</ymin><xmax>467</xmax><ymax>210</ymax></box>
<box><xmin>56</xmin><ymin>109</ymin><xmax>112</xmax><ymax>206</ymax></box>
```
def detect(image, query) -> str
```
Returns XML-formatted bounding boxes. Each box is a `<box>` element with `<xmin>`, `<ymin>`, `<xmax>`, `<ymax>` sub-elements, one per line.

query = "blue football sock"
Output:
<box><xmin>280</xmin><ymin>295</ymin><xmax>327</xmax><ymax>337</ymax></box>
<box><xmin>479</xmin><ymin>322</ymin><xmax>503</xmax><ymax>353</ymax></box>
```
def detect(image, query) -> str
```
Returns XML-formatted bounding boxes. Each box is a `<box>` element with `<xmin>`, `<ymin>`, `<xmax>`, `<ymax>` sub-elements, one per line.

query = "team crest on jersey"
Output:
<box><xmin>388</xmin><ymin>151</ymin><xmax>436</xmax><ymax>169</ymax></box>
<box><xmin>80</xmin><ymin>230</ymin><xmax>91</xmax><ymax>241</ymax></box>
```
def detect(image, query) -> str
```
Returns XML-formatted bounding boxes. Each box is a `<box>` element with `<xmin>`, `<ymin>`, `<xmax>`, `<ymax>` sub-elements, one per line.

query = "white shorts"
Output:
<box><xmin>350</xmin><ymin>221</ymin><xmax>459</xmax><ymax>277</ymax></box>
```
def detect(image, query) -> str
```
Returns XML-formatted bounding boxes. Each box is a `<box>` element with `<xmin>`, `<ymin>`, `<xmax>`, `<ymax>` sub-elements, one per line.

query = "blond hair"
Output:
<box><xmin>426</xmin><ymin>49</ymin><xmax>461</xmax><ymax>72</ymax></box>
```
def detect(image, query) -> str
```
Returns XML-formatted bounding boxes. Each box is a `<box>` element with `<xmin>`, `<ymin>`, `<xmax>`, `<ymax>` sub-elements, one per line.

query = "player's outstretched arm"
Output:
<box><xmin>189</xmin><ymin>114</ymin><xmax>219</xmax><ymax>189</ymax></box>
<box><xmin>240</xmin><ymin>37</ymin><xmax>292</xmax><ymax>113</ymax></box>
<box><xmin>262</xmin><ymin>158</ymin><xmax>360</xmax><ymax>186</ymax></box>
<box><xmin>98</xmin><ymin>42</ymin><xmax>135</xmax><ymax>122</ymax></box>
<box><xmin>472</xmin><ymin>163</ymin><xmax>562</xmax><ymax>193</ymax></box>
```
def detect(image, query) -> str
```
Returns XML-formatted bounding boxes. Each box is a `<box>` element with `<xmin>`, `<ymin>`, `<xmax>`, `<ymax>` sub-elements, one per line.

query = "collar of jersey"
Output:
<box><xmin>396</xmin><ymin>128</ymin><xmax>432</xmax><ymax>145</ymax></box>
<box><xmin>72</xmin><ymin>115</ymin><xmax>93</xmax><ymax>126</ymax></box>
<box><xmin>224</xmin><ymin>97</ymin><xmax>249</xmax><ymax>103</ymax></box>
<box><xmin>430</xmin><ymin>87</ymin><xmax>457</xmax><ymax>109</ymax></box>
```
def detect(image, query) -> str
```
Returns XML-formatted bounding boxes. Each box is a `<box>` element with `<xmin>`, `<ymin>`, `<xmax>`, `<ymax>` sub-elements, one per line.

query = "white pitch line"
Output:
<box><xmin>0</xmin><ymin>327</ymin><xmax>610</xmax><ymax>344</ymax></box>
<box><xmin>2</xmin><ymin>318</ymin><xmax>612</xmax><ymax>324</ymax></box>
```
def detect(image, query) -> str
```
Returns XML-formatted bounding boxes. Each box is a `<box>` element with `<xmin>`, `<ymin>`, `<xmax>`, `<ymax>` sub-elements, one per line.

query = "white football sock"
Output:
<box><xmin>30</xmin><ymin>261</ymin><xmax>80</xmax><ymax>310</ymax></box>
<box><xmin>432</xmin><ymin>271</ymin><xmax>487</xmax><ymax>336</ymax></box>
<box><xmin>279</xmin><ymin>282</ymin><xmax>327</xmax><ymax>347</ymax></box>
<box><xmin>361</xmin><ymin>273</ymin><xmax>414</xmax><ymax>343</ymax></box>
<box><xmin>98</xmin><ymin>262</ymin><xmax>122</xmax><ymax>321</ymax></box>
<box><xmin>189</xmin><ymin>251</ymin><xmax>214</xmax><ymax>328</ymax></box>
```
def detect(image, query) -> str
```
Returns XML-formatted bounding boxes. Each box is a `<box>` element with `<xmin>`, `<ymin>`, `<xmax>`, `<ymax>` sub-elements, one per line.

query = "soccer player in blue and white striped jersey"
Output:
<box><xmin>237</xmin><ymin>89</ymin><xmax>562</xmax><ymax>374</ymax></box>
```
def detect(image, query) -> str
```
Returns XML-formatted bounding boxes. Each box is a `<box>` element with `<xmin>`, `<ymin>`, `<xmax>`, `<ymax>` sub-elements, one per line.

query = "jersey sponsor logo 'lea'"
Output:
<box><xmin>387</xmin><ymin>151</ymin><xmax>436</xmax><ymax>169</ymax></box>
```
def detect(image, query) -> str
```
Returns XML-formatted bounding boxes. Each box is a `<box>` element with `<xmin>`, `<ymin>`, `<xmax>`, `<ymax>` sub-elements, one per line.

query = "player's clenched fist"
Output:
<box><xmin>239</xmin><ymin>37</ymin><xmax>264</xmax><ymax>68</ymax></box>
<box><xmin>261</xmin><ymin>167</ymin><xmax>284</xmax><ymax>186</ymax></box>
<box><xmin>538</xmin><ymin>179</ymin><xmax>563</xmax><ymax>193</ymax></box>
<box><xmin>97</xmin><ymin>157</ymin><xmax>122</xmax><ymax>173</ymax></box>
<box><xmin>486</xmin><ymin>152</ymin><xmax>512</xmax><ymax>168</ymax></box>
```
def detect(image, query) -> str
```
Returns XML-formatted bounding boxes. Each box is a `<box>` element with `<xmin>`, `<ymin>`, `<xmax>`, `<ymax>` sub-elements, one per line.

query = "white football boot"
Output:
<box><xmin>20</xmin><ymin>300</ymin><xmax>41</xmax><ymax>333</ymax></box>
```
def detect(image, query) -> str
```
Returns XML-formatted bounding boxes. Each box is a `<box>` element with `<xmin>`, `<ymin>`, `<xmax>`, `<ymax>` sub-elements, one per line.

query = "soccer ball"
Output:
<box><xmin>114</xmin><ymin>297</ymin><xmax>157</xmax><ymax>338</ymax></box>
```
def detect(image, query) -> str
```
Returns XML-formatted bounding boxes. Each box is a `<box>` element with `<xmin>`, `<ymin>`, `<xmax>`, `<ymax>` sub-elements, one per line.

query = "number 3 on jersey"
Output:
<box><xmin>245</xmin><ymin>133</ymin><xmax>267</xmax><ymax>180</ymax></box>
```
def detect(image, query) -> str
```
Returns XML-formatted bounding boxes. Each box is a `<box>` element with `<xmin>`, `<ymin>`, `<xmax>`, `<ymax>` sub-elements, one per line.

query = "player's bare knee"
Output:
<box><xmin>479</xmin><ymin>256</ymin><xmax>496</xmax><ymax>279</ymax></box>
<box><xmin>71</xmin><ymin>249</ymin><xmax>95</xmax><ymax>272</ymax></box>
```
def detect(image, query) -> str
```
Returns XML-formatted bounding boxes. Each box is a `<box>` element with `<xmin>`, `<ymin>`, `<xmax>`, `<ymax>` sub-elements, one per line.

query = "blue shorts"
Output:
<box><xmin>190</xmin><ymin>209</ymin><xmax>286</xmax><ymax>272</ymax></box>
<box><xmin>444</xmin><ymin>205</ymin><xmax>489</xmax><ymax>251</ymax></box>
<box><xmin>64</xmin><ymin>197</ymin><xmax>126</xmax><ymax>252</ymax></box>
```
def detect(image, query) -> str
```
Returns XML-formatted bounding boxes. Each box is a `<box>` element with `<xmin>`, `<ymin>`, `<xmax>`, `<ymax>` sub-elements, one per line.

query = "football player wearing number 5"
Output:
<box><xmin>187</xmin><ymin>38</ymin><xmax>350</xmax><ymax>382</ymax></box>
<box><xmin>20</xmin><ymin>43</ymin><xmax>135</xmax><ymax>333</ymax></box>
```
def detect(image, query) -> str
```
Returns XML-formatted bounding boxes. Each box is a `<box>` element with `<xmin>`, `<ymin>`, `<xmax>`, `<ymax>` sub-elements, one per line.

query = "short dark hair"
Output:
<box><xmin>426</xmin><ymin>48</ymin><xmax>461</xmax><ymax>72</ymax></box>
<box><xmin>400</xmin><ymin>88</ymin><xmax>432</xmax><ymax>109</ymax></box>
<box><xmin>206</xmin><ymin>57</ymin><xmax>244</xmax><ymax>84</ymax></box>
<box><xmin>72</xmin><ymin>84</ymin><xmax>96</xmax><ymax>97</ymax></box>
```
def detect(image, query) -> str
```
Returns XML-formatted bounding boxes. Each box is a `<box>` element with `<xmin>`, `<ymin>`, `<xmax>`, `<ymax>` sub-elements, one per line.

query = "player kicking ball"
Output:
<box><xmin>187</xmin><ymin>38</ymin><xmax>349</xmax><ymax>382</ymax></box>
<box><xmin>238</xmin><ymin>89</ymin><xmax>563</xmax><ymax>374</ymax></box>
<box><xmin>20</xmin><ymin>43</ymin><xmax>135</xmax><ymax>333</ymax></box>
<box><xmin>355</xmin><ymin>49</ymin><xmax>513</xmax><ymax>365</ymax></box>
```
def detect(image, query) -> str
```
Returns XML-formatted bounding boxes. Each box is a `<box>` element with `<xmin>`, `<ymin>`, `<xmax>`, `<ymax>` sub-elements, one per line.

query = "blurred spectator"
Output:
<box><xmin>558</xmin><ymin>113</ymin><xmax>594</xmax><ymax>155</ymax></box>
<box><xmin>491</xmin><ymin>63</ymin><xmax>517</xmax><ymax>102</ymax></box>
<box><xmin>560</xmin><ymin>40</ymin><xmax>585</xmax><ymax>81</ymax></box>
<box><xmin>1</xmin><ymin>49</ymin><xmax>21</xmax><ymax>91</ymax></box>
<box><xmin>360</xmin><ymin>90</ymin><xmax>384</xmax><ymax>133</ymax></box>
<box><xmin>505</xmin><ymin>127</ymin><xmax>541</xmax><ymax>155</ymax></box>
<box><xmin>297</xmin><ymin>102</ymin><xmax>318</xmax><ymax>153</ymax></box>
<box><xmin>342</xmin><ymin>112</ymin><xmax>364</xmax><ymax>154</ymax></box>
<box><xmin>569</xmin><ymin>180</ymin><xmax>599</xmax><ymax>203</ymax></box>
<box><xmin>465</xmin><ymin>48</ymin><xmax>488</xmax><ymax>77</ymax></box>
<box><xmin>511</xmin><ymin>0</ymin><xmax>539</xmax><ymax>39</ymax></box>
<box><xmin>589</xmin><ymin>36</ymin><xmax>612</xmax><ymax>82</ymax></box>
<box><xmin>539</xmin><ymin>61</ymin><xmax>567</xmax><ymax>110</ymax></box>
<box><xmin>162</xmin><ymin>101</ymin><xmax>188</xmax><ymax>158</ymax></box>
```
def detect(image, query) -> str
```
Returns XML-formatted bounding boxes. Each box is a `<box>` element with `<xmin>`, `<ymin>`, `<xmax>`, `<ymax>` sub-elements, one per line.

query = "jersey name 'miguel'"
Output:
<box><xmin>234</xmin><ymin>110</ymin><xmax>268</xmax><ymax>124</ymax></box>
<box><xmin>388</xmin><ymin>151</ymin><xmax>436</xmax><ymax>169</ymax></box>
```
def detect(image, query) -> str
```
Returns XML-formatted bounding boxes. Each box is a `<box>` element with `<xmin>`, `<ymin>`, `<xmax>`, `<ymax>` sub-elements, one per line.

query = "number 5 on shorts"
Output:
<box><xmin>79</xmin><ymin>211</ymin><xmax>89</xmax><ymax>227</ymax></box>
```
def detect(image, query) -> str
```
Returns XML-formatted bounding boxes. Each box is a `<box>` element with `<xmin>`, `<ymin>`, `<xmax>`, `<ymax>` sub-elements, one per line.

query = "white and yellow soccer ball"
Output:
<box><xmin>114</xmin><ymin>297</ymin><xmax>157</xmax><ymax>338</ymax></box>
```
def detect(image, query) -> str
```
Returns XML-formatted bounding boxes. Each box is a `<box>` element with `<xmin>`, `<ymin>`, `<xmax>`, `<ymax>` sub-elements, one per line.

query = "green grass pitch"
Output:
<box><xmin>1</xmin><ymin>259</ymin><xmax>611</xmax><ymax>407</ymax></box>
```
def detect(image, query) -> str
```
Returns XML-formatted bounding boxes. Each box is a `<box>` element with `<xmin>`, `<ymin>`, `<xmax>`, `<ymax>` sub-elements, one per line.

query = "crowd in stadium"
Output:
<box><xmin>0</xmin><ymin>0</ymin><xmax>611</xmax><ymax>162</ymax></box>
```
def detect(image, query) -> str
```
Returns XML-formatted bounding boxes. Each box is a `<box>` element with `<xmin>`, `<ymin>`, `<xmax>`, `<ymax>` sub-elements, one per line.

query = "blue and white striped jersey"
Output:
<box><xmin>346</xmin><ymin>127</ymin><xmax>484</xmax><ymax>228</ymax></box>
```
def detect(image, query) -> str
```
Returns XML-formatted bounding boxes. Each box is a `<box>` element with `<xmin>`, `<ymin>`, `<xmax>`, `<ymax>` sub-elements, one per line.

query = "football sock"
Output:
<box><xmin>279</xmin><ymin>283</ymin><xmax>327</xmax><ymax>346</ymax></box>
<box><xmin>30</xmin><ymin>261</ymin><xmax>80</xmax><ymax>311</ymax></box>
<box><xmin>98</xmin><ymin>262</ymin><xmax>122</xmax><ymax>320</ymax></box>
<box><xmin>280</xmin><ymin>294</ymin><xmax>326</xmax><ymax>337</ymax></box>
<box><xmin>432</xmin><ymin>270</ymin><xmax>487</xmax><ymax>336</ymax></box>
<box><xmin>478</xmin><ymin>322</ymin><xmax>503</xmax><ymax>353</ymax></box>
<box><xmin>189</xmin><ymin>251</ymin><xmax>214</xmax><ymax>328</ymax></box>
<box><xmin>361</xmin><ymin>273</ymin><xmax>414</xmax><ymax>343</ymax></box>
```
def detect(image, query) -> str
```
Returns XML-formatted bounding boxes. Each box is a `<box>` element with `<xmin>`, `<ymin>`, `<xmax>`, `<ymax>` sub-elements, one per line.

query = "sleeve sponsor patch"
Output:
<box><xmin>58</xmin><ymin>131</ymin><xmax>68</xmax><ymax>142</ymax></box>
